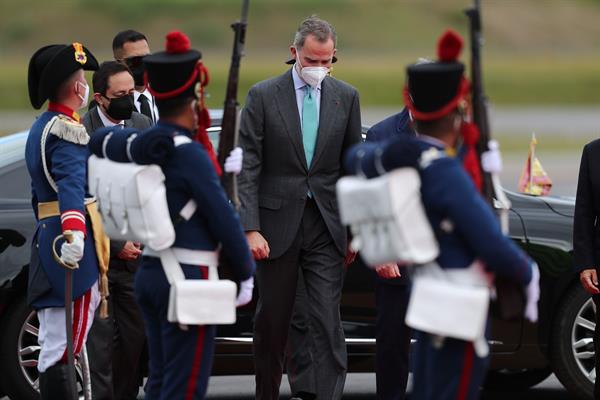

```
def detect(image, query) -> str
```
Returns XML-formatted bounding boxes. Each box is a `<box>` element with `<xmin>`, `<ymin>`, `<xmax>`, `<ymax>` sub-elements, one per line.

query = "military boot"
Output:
<box><xmin>38</xmin><ymin>363</ymin><xmax>78</xmax><ymax>400</ymax></box>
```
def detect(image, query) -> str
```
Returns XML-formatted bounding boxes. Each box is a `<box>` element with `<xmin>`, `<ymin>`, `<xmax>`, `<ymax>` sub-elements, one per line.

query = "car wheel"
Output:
<box><xmin>483</xmin><ymin>367</ymin><xmax>552</xmax><ymax>391</ymax></box>
<box><xmin>0</xmin><ymin>295</ymin><xmax>88</xmax><ymax>400</ymax></box>
<box><xmin>552</xmin><ymin>284</ymin><xmax>595</xmax><ymax>400</ymax></box>
<box><xmin>0</xmin><ymin>296</ymin><xmax>40</xmax><ymax>400</ymax></box>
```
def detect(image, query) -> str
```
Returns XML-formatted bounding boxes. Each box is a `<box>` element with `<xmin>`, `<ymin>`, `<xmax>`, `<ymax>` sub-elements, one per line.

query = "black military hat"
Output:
<box><xmin>144</xmin><ymin>31</ymin><xmax>204</xmax><ymax>101</ymax></box>
<box><xmin>28</xmin><ymin>43</ymin><xmax>99</xmax><ymax>109</ymax></box>
<box><xmin>404</xmin><ymin>30</ymin><xmax>469</xmax><ymax>121</ymax></box>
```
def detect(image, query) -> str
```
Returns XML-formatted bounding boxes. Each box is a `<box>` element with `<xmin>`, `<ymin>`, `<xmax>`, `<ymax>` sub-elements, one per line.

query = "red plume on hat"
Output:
<box><xmin>437</xmin><ymin>29</ymin><xmax>463</xmax><ymax>62</ymax></box>
<box><xmin>165</xmin><ymin>31</ymin><xmax>191</xmax><ymax>54</ymax></box>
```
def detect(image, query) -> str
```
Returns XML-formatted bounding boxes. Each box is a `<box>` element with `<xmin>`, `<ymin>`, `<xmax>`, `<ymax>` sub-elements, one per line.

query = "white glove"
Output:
<box><xmin>481</xmin><ymin>140</ymin><xmax>503</xmax><ymax>174</ymax></box>
<box><xmin>235</xmin><ymin>276</ymin><xmax>254</xmax><ymax>307</ymax></box>
<box><xmin>524</xmin><ymin>262</ymin><xmax>540</xmax><ymax>322</ymax></box>
<box><xmin>60</xmin><ymin>230</ymin><xmax>85</xmax><ymax>266</ymax></box>
<box><xmin>224</xmin><ymin>147</ymin><xmax>243</xmax><ymax>175</ymax></box>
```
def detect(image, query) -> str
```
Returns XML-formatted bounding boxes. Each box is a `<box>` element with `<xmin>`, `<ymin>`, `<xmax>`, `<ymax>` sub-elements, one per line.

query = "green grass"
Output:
<box><xmin>4</xmin><ymin>53</ymin><xmax>600</xmax><ymax>110</ymax></box>
<box><xmin>4</xmin><ymin>0</ymin><xmax>600</xmax><ymax>109</ymax></box>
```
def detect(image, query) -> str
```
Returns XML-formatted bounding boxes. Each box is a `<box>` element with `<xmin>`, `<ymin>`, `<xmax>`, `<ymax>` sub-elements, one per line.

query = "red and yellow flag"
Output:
<box><xmin>518</xmin><ymin>133</ymin><xmax>552</xmax><ymax>196</ymax></box>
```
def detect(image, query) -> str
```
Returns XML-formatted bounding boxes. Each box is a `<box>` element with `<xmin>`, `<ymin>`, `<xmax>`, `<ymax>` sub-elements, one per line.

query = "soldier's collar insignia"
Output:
<box><xmin>73</xmin><ymin>42</ymin><xmax>87</xmax><ymax>65</ymax></box>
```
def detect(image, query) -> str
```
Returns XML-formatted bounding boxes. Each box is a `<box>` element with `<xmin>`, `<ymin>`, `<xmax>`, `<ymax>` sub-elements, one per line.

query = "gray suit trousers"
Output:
<box><xmin>254</xmin><ymin>199</ymin><xmax>347</xmax><ymax>400</ymax></box>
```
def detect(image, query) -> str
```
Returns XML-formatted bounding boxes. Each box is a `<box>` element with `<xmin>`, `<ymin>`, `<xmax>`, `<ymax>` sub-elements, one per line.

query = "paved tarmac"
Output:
<box><xmin>200</xmin><ymin>372</ymin><xmax>569</xmax><ymax>399</ymax></box>
<box><xmin>0</xmin><ymin>372</ymin><xmax>575</xmax><ymax>399</ymax></box>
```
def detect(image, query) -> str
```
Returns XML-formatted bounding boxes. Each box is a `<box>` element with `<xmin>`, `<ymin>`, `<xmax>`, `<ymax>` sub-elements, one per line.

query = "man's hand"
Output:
<box><xmin>344</xmin><ymin>247</ymin><xmax>357</xmax><ymax>266</ymax></box>
<box><xmin>580</xmin><ymin>268</ymin><xmax>600</xmax><ymax>295</ymax></box>
<box><xmin>375</xmin><ymin>263</ymin><xmax>401</xmax><ymax>279</ymax></box>
<box><xmin>117</xmin><ymin>241</ymin><xmax>142</xmax><ymax>261</ymax></box>
<box><xmin>246</xmin><ymin>231</ymin><xmax>270</xmax><ymax>260</ymax></box>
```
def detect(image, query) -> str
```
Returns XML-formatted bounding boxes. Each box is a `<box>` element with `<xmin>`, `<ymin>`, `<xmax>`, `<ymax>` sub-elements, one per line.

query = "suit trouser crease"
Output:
<box><xmin>254</xmin><ymin>200</ymin><xmax>347</xmax><ymax>400</ymax></box>
<box><xmin>88</xmin><ymin>267</ymin><xmax>146</xmax><ymax>400</ymax></box>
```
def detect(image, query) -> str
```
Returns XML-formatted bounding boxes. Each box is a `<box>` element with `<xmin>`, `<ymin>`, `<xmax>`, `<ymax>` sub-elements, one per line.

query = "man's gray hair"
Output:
<box><xmin>293</xmin><ymin>16</ymin><xmax>337</xmax><ymax>49</ymax></box>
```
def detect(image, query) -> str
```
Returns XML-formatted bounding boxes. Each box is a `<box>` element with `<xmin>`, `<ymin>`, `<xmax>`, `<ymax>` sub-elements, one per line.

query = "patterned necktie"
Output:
<box><xmin>138</xmin><ymin>94</ymin><xmax>153</xmax><ymax>122</ymax></box>
<box><xmin>302</xmin><ymin>85</ymin><xmax>318</xmax><ymax>168</ymax></box>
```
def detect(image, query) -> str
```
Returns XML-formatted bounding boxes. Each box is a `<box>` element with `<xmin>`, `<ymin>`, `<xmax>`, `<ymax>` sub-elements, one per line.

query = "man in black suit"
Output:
<box><xmin>573</xmin><ymin>140</ymin><xmax>600</xmax><ymax>398</ymax></box>
<box><xmin>238</xmin><ymin>16</ymin><xmax>362</xmax><ymax>400</ymax></box>
<box><xmin>113</xmin><ymin>30</ymin><xmax>158</xmax><ymax>123</ymax></box>
<box><xmin>366</xmin><ymin>109</ymin><xmax>413</xmax><ymax>400</ymax></box>
<box><xmin>82</xmin><ymin>61</ymin><xmax>151</xmax><ymax>400</ymax></box>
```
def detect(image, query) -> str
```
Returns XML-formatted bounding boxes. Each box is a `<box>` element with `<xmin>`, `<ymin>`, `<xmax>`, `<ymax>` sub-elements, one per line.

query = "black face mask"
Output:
<box><xmin>104</xmin><ymin>94</ymin><xmax>134</xmax><ymax>121</ymax></box>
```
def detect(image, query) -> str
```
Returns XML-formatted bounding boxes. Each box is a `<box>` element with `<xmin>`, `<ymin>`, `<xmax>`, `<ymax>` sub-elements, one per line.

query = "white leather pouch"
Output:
<box><xmin>168</xmin><ymin>279</ymin><xmax>237</xmax><ymax>325</ymax></box>
<box><xmin>405</xmin><ymin>263</ymin><xmax>491</xmax><ymax>357</ymax></box>
<box><xmin>158</xmin><ymin>248</ymin><xmax>237</xmax><ymax>326</ymax></box>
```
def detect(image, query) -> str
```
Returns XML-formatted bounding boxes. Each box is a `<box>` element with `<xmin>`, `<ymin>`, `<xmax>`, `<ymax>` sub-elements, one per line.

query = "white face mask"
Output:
<box><xmin>75</xmin><ymin>81</ymin><xmax>89</xmax><ymax>109</ymax></box>
<box><xmin>296</xmin><ymin>50</ymin><xmax>330</xmax><ymax>89</ymax></box>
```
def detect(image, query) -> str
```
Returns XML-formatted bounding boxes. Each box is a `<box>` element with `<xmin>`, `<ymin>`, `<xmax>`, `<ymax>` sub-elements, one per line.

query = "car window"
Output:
<box><xmin>0</xmin><ymin>133</ymin><xmax>30</xmax><ymax>200</ymax></box>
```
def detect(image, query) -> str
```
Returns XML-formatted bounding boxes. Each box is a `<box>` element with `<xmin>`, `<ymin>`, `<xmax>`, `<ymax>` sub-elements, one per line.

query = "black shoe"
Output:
<box><xmin>39</xmin><ymin>363</ymin><xmax>78</xmax><ymax>400</ymax></box>
<box><xmin>291</xmin><ymin>392</ymin><xmax>317</xmax><ymax>400</ymax></box>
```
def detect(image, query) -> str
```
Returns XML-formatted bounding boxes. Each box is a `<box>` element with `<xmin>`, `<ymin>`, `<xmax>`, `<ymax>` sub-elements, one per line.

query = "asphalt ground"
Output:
<box><xmin>199</xmin><ymin>372</ymin><xmax>569</xmax><ymax>399</ymax></box>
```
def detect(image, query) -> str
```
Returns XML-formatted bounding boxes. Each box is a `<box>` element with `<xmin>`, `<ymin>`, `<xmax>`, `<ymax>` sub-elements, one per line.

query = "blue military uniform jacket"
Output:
<box><xmin>25</xmin><ymin>109</ymin><xmax>100</xmax><ymax>309</ymax></box>
<box><xmin>96</xmin><ymin>121</ymin><xmax>255</xmax><ymax>282</ymax></box>
<box><xmin>345</xmin><ymin>133</ymin><xmax>532</xmax><ymax>285</ymax></box>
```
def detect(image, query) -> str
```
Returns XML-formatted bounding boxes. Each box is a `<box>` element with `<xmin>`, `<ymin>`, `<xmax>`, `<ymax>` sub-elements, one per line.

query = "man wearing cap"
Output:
<box><xmin>345</xmin><ymin>30</ymin><xmax>538</xmax><ymax>399</ymax></box>
<box><xmin>113</xmin><ymin>29</ymin><xmax>159</xmax><ymax>123</ymax></box>
<box><xmin>82</xmin><ymin>60</ymin><xmax>151</xmax><ymax>400</ymax></box>
<box><xmin>238</xmin><ymin>16</ymin><xmax>362</xmax><ymax>400</ymax></box>
<box><xmin>127</xmin><ymin>31</ymin><xmax>255</xmax><ymax>399</ymax></box>
<box><xmin>26</xmin><ymin>42</ymin><xmax>109</xmax><ymax>399</ymax></box>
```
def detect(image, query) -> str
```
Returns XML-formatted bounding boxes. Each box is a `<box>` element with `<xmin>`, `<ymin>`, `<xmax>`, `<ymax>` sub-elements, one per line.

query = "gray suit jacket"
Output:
<box><xmin>238</xmin><ymin>69</ymin><xmax>362</xmax><ymax>259</ymax></box>
<box><xmin>82</xmin><ymin>106</ymin><xmax>152</xmax><ymax>135</ymax></box>
<box><xmin>81</xmin><ymin>107</ymin><xmax>152</xmax><ymax>269</ymax></box>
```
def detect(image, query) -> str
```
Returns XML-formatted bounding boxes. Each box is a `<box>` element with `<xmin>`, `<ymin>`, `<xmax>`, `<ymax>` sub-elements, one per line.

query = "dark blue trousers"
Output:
<box><xmin>375</xmin><ymin>278</ymin><xmax>411</xmax><ymax>400</ymax></box>
<box><xmin>135</xmin><ymin>257</ymin><xmax>216</xmax><ymax>400</ymax></box>
<box><xmin>411</xmin><ymin>331</ymin><xmax>488</xmax><ymax>400</ymax></box>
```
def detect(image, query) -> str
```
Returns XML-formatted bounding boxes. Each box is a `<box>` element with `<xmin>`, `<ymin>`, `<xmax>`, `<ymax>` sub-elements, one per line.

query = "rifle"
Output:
<box><xmin>465</xmin><ymin>0</ymin><xmax>493</xmax><ymax>204</ymax></box>
<box><xmin>217</xmin><ymin>0</ymin><xmax>249</xmax><ymax>209</ymax></box>
<box><xmin>465</xmin><ymin>0</ymin><xmax>524</xmax><ymax>320</ymax></box>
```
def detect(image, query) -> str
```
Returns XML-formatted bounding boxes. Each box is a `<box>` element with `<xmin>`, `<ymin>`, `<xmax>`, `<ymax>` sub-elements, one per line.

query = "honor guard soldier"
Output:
<box><xmin>26</xmin><ymin>43</ymin><xmax>109</xmax><ymax>399</ymax></box>
<box><xmin>94</xmin><ymin>31</ymin><xmax>256</xmax><ymax>399</ymax></box>
<box><xmin>345</xmin><ymin>30</ymin><xmax>539</xmax><ymax>400</ymax></box>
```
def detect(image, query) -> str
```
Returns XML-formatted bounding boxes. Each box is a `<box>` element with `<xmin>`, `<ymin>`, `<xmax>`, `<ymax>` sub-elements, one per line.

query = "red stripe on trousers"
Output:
<box><xmin>456</xmin><ymin>342</ymin><xmax>475</xmax><ymax>400</ymax></box>
<box><xmin>59</xmin><ymin>290</ymin><xmax>91</xmax><ymax>363</ymax></box>
<box><xmin>75</xmin><ymin>290</ymin><xmax>91</xmax><ymax>354</ymax></box>
<box><xmin>184</xmin><ymin>266</ymin><xmax>208</xmax><ymax>400</ymax></box>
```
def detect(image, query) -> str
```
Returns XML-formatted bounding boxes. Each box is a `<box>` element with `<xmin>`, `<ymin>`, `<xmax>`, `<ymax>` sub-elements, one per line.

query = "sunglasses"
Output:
<box><xmin>121</xmin><ymin>55</ymin><xmax>147</xmax><ymax>68</ymax></box>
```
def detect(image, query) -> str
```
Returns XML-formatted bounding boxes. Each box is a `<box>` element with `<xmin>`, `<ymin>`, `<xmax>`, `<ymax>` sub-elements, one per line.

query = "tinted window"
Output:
<box><xmin>0</xmin><ymin>132</ymin><xmax>29</xmax><ymax>200</ymax></box>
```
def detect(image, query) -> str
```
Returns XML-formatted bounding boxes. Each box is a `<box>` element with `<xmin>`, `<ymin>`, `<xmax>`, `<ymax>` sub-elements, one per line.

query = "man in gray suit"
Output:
<box><xmin>238</xmin><ymin>16</ymin><xmax>362</xmax><ymax>400</ymax></box>
<box><xmin>82</xmin><ymin>61</ymin><xmax>151</xmax><ymax>400</ymax></box>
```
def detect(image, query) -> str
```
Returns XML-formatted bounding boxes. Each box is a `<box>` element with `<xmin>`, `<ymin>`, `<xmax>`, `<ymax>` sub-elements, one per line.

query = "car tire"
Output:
<box><xmin>551</xmin><ymin>284</ymin><xmax>595</xmax><ymax>400</ymax></box>
<box><xmin>0</xmin><ymin>295</ymin><xmax>39</xmax><ymax>400</ymax></box>
<box><xmin>483</xmin><ymin>367</ymin><xmax>552</xmax><ymax>391</ymax></box>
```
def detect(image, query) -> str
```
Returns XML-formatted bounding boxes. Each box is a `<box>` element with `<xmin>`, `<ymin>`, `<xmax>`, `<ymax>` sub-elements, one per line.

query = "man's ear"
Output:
<box><xmin>93</xmin><ymin>93</ymin><xmax>103</xmax><ymax>106</ymax></box>
<box><xmin>290</xmin><ymin>45</ymin><xmax>298</xmax><ymax>60</ymax></box>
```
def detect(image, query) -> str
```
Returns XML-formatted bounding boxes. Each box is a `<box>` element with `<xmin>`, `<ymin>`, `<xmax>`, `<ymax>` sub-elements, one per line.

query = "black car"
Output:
<box><xmin>0</xmin><ymin>120</ymin><xmax>594</xmax><ymax>400</ymax></box>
